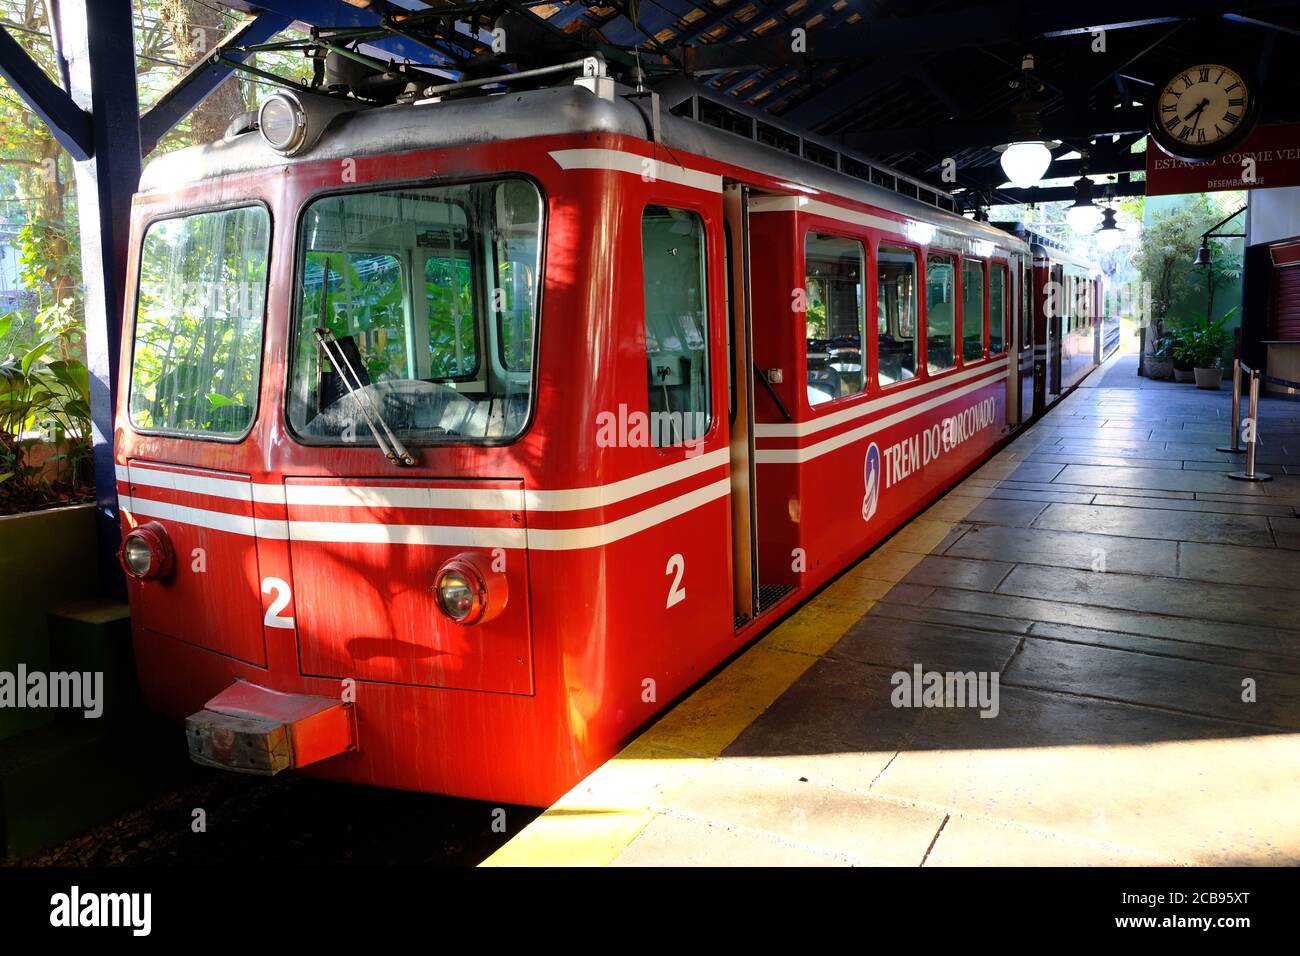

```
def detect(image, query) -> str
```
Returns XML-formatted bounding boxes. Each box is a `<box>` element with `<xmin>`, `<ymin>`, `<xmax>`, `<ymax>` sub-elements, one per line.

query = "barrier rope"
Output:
<box><xmin>1260</xmin><ymin>372</ymin><xmax>1300</xmax><ymax>391</ymax></box>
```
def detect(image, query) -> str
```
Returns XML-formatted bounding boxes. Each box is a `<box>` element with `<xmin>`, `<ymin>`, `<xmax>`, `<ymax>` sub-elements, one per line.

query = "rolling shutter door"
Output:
<box><xmin>1270</xmin><ymin>242</ymin><xmax>1300</xmax><ymax>341</ymax></box>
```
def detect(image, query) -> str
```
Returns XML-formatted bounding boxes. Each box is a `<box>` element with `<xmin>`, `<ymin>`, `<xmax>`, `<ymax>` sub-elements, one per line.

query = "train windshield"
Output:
<box><xmin>289</xmin><ymin>179</ymin><xmax>542</xmax><ymax>445</ymax></box>
<box><xmin>128</xmin><ymin>205</ymin><xmax>271</xmax><ymax>437</ymax></box>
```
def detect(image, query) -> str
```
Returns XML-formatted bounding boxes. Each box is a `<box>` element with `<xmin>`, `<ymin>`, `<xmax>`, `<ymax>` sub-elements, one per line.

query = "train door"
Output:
<box><xmin>1049</xmin><ymin>263</ymin><xmax>1064</xmax><ymax>397</ymax></box>
<box><xmin>1007</xmin><ymin>254</ymin><xmax>1027</xmax><ymax>426</ymax></box>
<box><xmin>723</xmin><ymin>183</ymin><xmax>759</xmax><ymax>624</ymax></box>
<box><xmin>1092</xmin><ymin>277</ymin><xmax>1103</xmax><ymax>365</ymax></box>
<box><xmin>723</xmin><ymin>183</ymin><xmax>801</xmax><ymax>625</ymax></box>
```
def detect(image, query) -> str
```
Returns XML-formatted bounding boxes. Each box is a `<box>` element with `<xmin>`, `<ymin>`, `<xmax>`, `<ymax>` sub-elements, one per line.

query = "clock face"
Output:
<box><xmin>1152</xmin><ymin>64</ymin><xmax>1258</xmax><ymax>160</ymax></box>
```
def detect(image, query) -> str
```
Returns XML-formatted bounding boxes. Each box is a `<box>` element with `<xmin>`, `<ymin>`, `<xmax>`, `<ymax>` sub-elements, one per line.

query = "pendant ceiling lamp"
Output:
<box><xmin>996</xmin><ymin>54</ymin><xmax>1059</xmax><ymax>188</ymax></box>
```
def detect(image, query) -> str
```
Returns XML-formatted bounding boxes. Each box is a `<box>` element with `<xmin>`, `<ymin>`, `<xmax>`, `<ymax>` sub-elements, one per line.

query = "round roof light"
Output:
<box><xmin>258</xmin><ymin>93</ymin><xmax>307</xmax><ymax>154</ymax></box>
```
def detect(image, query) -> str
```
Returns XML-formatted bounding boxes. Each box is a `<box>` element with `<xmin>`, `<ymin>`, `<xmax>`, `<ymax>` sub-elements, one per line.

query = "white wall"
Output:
<box><xmin>1248</xmin><ymin>186</ymin><xmax>1300</xmax><ymax>245</ymax></box>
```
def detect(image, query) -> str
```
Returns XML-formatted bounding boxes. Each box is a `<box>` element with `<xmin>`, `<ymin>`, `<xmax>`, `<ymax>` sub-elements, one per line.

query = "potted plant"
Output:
<box><xmin>1185</xmin><ymin>308</ymin><xmax>1234</xmax><ymax>389</ymax></box>
<box><xmin>0</xmin><ymin>311</ymin><xmax>94</xmax><ymax>515</ymax></box>
<box><xmin>1145</xmin><ymin>333</ymin><xmax>1175</xmax><ymax>380</ymax></box>
<box><xmin>1169</xmin><ymin>327</ymin><xmax>1196</xmax><ymax>382</ymax></box>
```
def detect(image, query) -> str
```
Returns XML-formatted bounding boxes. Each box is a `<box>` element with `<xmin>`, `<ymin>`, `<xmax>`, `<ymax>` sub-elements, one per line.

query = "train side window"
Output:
<box><xmin>961</xmin><ymin>259</ymin><xmax>986</xmax><ymax>361</ymax></box>
<box><xmin>1021</xmin><ymin>263</ymin><xmax>1032</xmax><ymax>350</ymax></box>
<box><xmin>129</xmin><ymin>205</ymin><xmax>270</xmax><ymax>437</ymax></box>
<box><xmin>492</xmin><ymin>179</ymin><xmax>540</xmax><ymax>373</ymax></box>
<box><xmin>642</xmin><ymin>205</ymin><xmax>710</xmax><ymax>447</ymax></box>
<box><xmin>306</xmin><ymin>251</ymin><xmax>410</xmax><ymax>380</ymax></box>
<box><xmin>804</xmin><ymin>232</ymin><xmax>866</xmax><ymax>406</ymax></box>
<box><xmin>876</xmin><ymin>244</ymin><xmax>917</xmax><ymax>387</ymax></box>
<box><xmin>989</xmin><ymin>265</ymin><xmax>1007</xmax><ymax>355</ymax></box>
<box><xmin>1070</xmin><ymin>275</ymin><xmax>1079</xmax><ymax>330</ymax></box>
<box><xmin>724</xmin><ymin>221</ymin><xmax>735</xmax><ymax>424</ymax></box>
<box><xmin>424</xmin><ymin>253</ymin><xmax>478</xmax><ymax>378</ymax></box>
<box><xmin>926</xmin><ymin>253</ymin><xmax>956</xmax><ymax>373</ymax></box>
<box><xmin>1062</xmin><ymin>275</ymin><xmax>1069</xmax><ymax>331</ymax></box>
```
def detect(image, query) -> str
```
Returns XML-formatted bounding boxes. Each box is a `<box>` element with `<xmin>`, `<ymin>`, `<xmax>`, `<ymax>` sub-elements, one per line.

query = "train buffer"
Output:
<box><xmin>186</xmin><ymin>680</ymin><xmax>355</xmax><ymax>776</ymax></box>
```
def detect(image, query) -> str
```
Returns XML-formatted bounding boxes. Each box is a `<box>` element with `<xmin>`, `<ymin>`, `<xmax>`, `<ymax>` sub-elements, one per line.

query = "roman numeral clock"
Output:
<box><xmin>1151</xmin><ymin>63</ymin><xmax>1260</xmax><ymax>161</ymax></box>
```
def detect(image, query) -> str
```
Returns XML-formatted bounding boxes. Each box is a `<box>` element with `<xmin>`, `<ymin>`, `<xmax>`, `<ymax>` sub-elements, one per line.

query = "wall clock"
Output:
<box><xmin>1149</xmin><ymin>62</ymin><xmax>1260</xmax><ymax>162</ymax></box>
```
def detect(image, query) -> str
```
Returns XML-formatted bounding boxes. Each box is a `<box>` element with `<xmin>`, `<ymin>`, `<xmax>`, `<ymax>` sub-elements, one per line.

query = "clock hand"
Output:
<box><xmin>1182</xmin><ymin>97</ymin><xmax>1210</xmax><ymax>123</ymax></box>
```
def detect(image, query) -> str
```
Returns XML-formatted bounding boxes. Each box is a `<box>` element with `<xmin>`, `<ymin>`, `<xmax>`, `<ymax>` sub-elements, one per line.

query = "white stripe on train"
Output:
<box><xmin>119</xmin><ymin>370</ymin><xmax>1005</xmax><ymax>526</ymax></box>
<box><xmin>756</xmin><ymin>369</ymin><xmax>1008</xmax><ymax>465</ymax></box>
<box><xmin>119</xmin><ymin>448</ymin><xmax>731</xmax><ymax>514</ymax></box>
<box><xmin>120</xmin><ymin>478</ymin><xmax>733</xmax><ymax>551</ymax></box>
<box><xmin>754</xmin><ymin>358</ymin><xmax>1008</xmax><ymax>439</ymax></box>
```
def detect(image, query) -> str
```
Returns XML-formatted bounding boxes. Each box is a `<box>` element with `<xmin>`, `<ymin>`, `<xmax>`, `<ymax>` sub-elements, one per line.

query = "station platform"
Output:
<box><xmin>485</xmin><ymin>353</ymin><xmax>1300</xmax><ymax>866</ymax></box>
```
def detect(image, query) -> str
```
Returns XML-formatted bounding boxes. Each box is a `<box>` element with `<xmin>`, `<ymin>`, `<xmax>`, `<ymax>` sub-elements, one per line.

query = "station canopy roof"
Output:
<box><xmin>227</xmin><ymin>1</ymin><xmax>1300</xmax><ymax>209</ymax></box>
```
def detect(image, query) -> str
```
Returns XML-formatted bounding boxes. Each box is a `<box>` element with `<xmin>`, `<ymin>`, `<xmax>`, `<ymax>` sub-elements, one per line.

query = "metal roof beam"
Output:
<box><xmin>956</xmin><ymin>149</ymin><xmax>1147</xmax><ymax>187</ymax></box>
<box><xmin>677</xmin><ymin>0</ymin><xmax>1296</xmax><ymax>73</ymax></box>
<box><xmin>716</xmin><ymin>0</ymin><xmax>861</xmax><ymax>99</ymax></box>
<box><xmin>1223</xmin><ymin>12</ymin><xmax>1300</xmax><ymax>38</ymax></box>
<box><xmin>222</xmin><ymin>0</ymin><xmax>477</xmax><ymax>65</ymax></box>
<box><xmin>993</xmin><ymin>178</ymin><xmax>1147</xmax><ymax>203</ymax></box>
<box><xmin>840</xmin><ymin>106</ymin><xmax>1150</xmax><ymax>156</ymax></box>
<box><xmin>138</xmin><ymin>12</ymin><xmax>293</xmax><ymax>156</ymax></box>
<box><xmin>0</xmin><ymin>25</ymin><xmax>92</xmax><ymax>160</ymax></box>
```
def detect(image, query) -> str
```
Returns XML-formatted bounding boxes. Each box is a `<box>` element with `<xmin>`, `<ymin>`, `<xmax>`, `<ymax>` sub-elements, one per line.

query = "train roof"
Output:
<box><xmin>992</xmin><ymin>222</ymin><xmax>1100</xmax><ymax>273</ymax></box>
<box><xmin>140</xmin><ymin>76</ymin><xmax>1028</xmax><ymax>257</ymax></box>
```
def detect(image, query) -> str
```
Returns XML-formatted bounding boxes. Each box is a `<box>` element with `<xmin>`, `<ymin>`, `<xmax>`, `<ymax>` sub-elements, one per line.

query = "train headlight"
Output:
<box><xmin>257</xmin><ymin>90</ymin><xmax>363</xmax><ymax>157</ymax></box>
<box><xmin>119</xmin><ymin>521</ymin><xmax>174</xmax><ymax>581</ymax></box>
<box><xmin>436</xmin><ymin>567</ymin><xmax>479</xmax><ymax>623</ymax></box>
<box><xmin>434</xmin><ymin>555</ymin><xmax>508</xmax><ymax>626</ymax></box>
<box><xmin>258</xmin><ymin>92</ymin><xmax>308</xmax><ymax>154</ymax></box>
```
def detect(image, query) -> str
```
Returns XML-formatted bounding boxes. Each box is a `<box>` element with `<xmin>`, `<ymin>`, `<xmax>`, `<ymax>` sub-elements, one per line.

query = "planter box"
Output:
<box><xmin>1173</xmin><ymin>368</ymin><xmax>1196</xmax><ymax>383</ymax></box>
<box><xmin>1195</xmin><ymin>367</ymin><xmax>1224</xmax><ymax>389</ymax></box>
<box><xmin>0</xmin><ymin>504</ymin><xmax>99</xmax><ymax>741</ymax></box>
<box><xmin>1145</xmin><ymin>357</ymin><xmax>1174</xmax><ymax>380</ymax></box>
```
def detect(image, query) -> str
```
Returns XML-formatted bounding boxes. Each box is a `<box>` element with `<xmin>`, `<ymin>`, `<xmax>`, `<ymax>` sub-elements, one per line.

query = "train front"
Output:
<box><xmin>112</xmin><ymin>79</ymin><xmax>626</xmax><ymax>805</ymax></box>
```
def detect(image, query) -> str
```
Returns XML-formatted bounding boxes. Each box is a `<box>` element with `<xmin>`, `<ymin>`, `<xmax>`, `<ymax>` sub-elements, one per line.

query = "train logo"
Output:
<box><xmin>862</xmin><ymin>442</ymin><xmax>882</xmax><ymax>523</ymax></box>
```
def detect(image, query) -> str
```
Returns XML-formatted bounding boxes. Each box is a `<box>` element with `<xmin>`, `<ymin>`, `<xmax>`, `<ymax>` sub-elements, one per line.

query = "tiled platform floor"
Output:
<box><xmin>488</xmin><ymin>353</ymin><xmax>1300</xmax><ymax>866</ymax></box>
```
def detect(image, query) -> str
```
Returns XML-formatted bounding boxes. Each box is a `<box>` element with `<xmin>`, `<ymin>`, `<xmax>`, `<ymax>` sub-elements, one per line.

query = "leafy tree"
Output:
<box><xmin>1134</xmin><ymin>200</ymin><xmax>1207</xmax><ymax>337</ymax></box>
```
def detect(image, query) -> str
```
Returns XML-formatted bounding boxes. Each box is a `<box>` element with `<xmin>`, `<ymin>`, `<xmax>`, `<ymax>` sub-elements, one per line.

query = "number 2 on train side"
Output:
<box><xmin>261</xmin><ymin>576</ymin><xmax>295</xmax><ymax>629</ymax></box>
<box><xmin>665</xmin><ymin>553</ymin><xmax>686</xmax><ymax>609</ymax></box>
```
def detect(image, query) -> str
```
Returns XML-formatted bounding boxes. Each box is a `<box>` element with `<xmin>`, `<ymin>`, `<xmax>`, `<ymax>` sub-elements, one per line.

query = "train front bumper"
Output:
<box><xmin>185</xmin><ymin>680</ymin><xmax>356</xmax><ymax>775</ymax></box>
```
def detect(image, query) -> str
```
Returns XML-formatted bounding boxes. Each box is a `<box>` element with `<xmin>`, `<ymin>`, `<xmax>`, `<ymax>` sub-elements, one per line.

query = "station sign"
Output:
<box><xmin>1145</xmin><ymin>123</ymin><xmax>1300</xmax><ymax>196</ymax></box>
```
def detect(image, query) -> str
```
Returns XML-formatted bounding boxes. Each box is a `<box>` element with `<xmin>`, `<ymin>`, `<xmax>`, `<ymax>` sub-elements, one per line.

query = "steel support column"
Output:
<box><xmin>58</xmin><ymin>0</ymin><xmax>141</xmax><ymax>592</ymax></box>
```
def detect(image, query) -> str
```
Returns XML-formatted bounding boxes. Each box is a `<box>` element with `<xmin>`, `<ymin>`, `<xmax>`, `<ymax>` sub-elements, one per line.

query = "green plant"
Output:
<box><xmin>1168</xmin><ymin>326</ymin><xmax>1195</xmax><ymax>370</ymax></box>
<box><xmin>1183</xmin><ymin>307</ymin><xmax>1235</xmax><ymax>370</ymax></box>
<box><xmin>0</xmin><ymin>311</ymin><xmax>93</xmax><ymax>513</ymax></box>
<box><xmin>1150</xmin><ymin>333</ymin><xmax>1176</xmax><ymax>361</ymax></box>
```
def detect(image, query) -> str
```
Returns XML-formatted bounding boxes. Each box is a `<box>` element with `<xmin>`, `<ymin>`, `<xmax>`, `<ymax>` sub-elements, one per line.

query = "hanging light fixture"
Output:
<box><xmin>1096</xmin><ymin>207</ymin><xmax>1123</xmax><ymax>251</ymax></box>
<box><xmin>1065</xmin><ymin>153</ymin><xmax>1103</xmax><ymax>234</ymax></box>
<box><xmin>995</xmin><ymin>54</ymin><xmax>1058</xmax><ymax>188</ymax></box>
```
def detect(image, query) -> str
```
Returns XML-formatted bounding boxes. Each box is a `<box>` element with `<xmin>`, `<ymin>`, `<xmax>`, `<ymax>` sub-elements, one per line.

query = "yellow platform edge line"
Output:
<box><xmin>483</xmin><ymin>497</ymin><xmax>983</xmax><ymax>867</ymax></box>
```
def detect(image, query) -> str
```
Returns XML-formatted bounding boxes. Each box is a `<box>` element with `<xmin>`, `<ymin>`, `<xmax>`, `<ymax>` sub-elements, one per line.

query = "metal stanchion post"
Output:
<box><xmin>1217</xmin><ymin>358</ymin><xmax>1242</xmax><ymax>454</ymax></box>
<box><xmin>1228</xmin><ymin>367</ymin><xmax>1271</xmax><ymax>482</ymax></box>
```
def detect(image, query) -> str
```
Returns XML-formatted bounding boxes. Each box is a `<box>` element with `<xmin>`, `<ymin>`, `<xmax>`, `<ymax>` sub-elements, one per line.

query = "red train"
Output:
<box><xmin>113</xmin><ymin>60</ymin><xmax>1107</xmax><ymax>805</ymax></box>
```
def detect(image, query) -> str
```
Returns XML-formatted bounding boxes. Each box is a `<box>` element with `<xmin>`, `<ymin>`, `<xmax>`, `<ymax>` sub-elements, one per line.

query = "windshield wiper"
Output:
<box><xmin>312</xmin><ymin>260</ymin><xmax>416</xmax><ymax>467</ymax></box>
